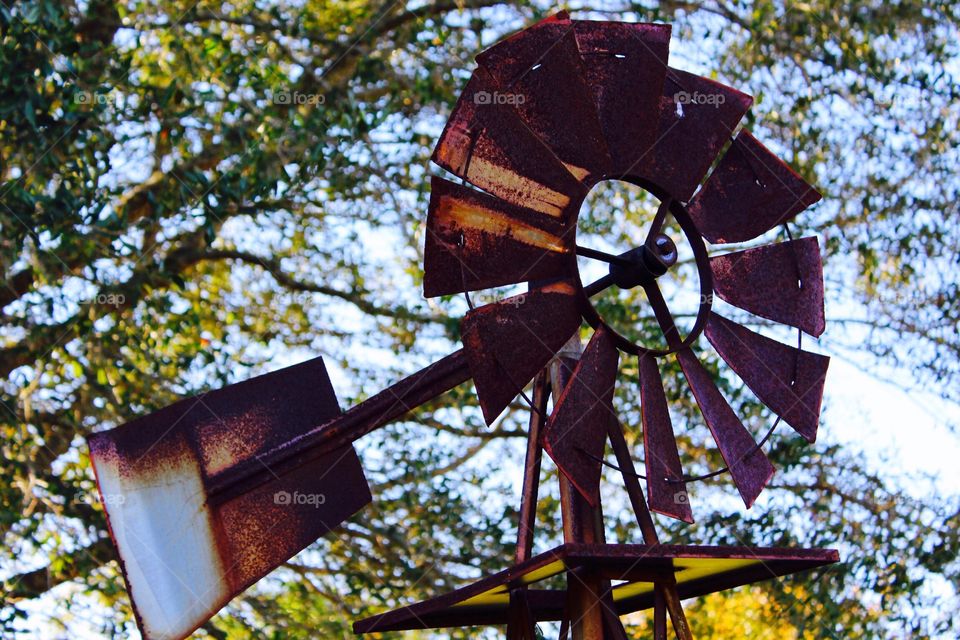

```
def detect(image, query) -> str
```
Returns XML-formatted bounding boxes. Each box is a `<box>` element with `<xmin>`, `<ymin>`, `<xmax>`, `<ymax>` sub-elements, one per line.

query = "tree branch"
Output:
<box><xmin>194</xmin><ymin>248</ymin><xmax>447</xmax><ymax>325</ymax></box>
<box><xmin>4</xmin><ymin>537</ymin><xmax>116</xmax><ymax>601</ymax></box>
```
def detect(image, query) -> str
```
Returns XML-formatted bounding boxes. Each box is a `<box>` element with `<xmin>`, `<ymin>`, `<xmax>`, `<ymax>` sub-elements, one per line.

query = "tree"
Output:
<box><xmin>1</xmin><ymin>1</ymin><xmax>958</xmax><ymax>638</ymax></box>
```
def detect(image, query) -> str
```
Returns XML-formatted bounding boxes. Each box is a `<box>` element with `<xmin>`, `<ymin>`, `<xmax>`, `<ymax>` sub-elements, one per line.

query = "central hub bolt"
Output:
<box><xmin>651</xmin><ymin>234</ymin><xmax>678</xmax><ymax>269</ymax></box>
<box><xmin>608</xmin><ymin>234</ymin><xmax>678</xmax><ymax>290</ymax></box>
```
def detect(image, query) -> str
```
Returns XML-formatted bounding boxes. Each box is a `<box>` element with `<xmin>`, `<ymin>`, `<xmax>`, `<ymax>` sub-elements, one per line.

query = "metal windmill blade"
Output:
<box><xmin>542</xmin><ymin>326</ymin><xmax>620</xmax><ymax>507</ymax></box>
<box><xmin>461</xmin><ymin>281</ymin><xmax>582</xmax><ymax>424</ymax></box>
<box><xmin>572</xmin><ymin>20</ymin><xmax>671</xmax><ymax>177</ymax></box>
<box><xmin>710</xmin><ymin>236</ymin><xmax>826</xmax><ymax>337</ymax></box>
<box><xmin>642</xmin><ymin>68</ymin><xmax>754</xmax><ymax>201</ymax></box>
<box><xmin>687</xmin><ymin>130</ymin><xmax>823</xmax><ymax>243</ymax></box>
<box><xmin>476</xmin><ymin>11</ymin><xmax>613</xmax><ymax>182</ymax></box>
<box><xmin>639</xmin><ymin>354</ymin><xmax>693</xmax><ymax>523</ymax></box>
<box><xmin>423</xmin><ymin>14</ymin><xmax>830</xmax><ymax>517</ymax></box>
<box><xmin>431</xmin><ymin>65</ymin><xmax>586</xmax><ymax>222</ymax></box>
<box><xmin>422</xmin><ymin>175</ymin><xmax>572</xmax><ymax>297</ymax></box>
<box><xmin>704</xmin><ymin>312</ymin><xmax>829</xmax><ymax>443</ymax></box>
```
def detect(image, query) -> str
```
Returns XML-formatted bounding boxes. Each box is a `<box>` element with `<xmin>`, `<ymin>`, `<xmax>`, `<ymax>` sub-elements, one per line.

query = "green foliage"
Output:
<box><xmin>1</xmin><ymin>1</ymin><xmax>958</xmax><ymax>638</ymax></box>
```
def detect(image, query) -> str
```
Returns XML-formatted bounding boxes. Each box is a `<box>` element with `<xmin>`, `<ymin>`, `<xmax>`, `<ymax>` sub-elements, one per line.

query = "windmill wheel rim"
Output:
<box><xmin>571</xmin><ymin>174</ymin><xmax>714</xmax><ymax>357</ymax></box>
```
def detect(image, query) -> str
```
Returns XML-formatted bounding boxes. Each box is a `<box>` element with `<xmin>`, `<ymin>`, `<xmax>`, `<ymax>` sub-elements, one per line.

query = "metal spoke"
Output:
<box><xmin>643</xmin><ymin>198</ymin><xmax>672</xmax><ymax>249</ymax></box>
<box><xmin>583</xmin><ymin>274</ymin><xmax>615</xmax><ymax>297</ymax></box>
<box><xmin>575</xmin><ymin>244</ymin><xmax>635</xmax><ymax>268</ymax></box>
<box><xmin>642</xmin><ymin>281</ymin><xmax>682</xmax><ymax>349</ymax></box>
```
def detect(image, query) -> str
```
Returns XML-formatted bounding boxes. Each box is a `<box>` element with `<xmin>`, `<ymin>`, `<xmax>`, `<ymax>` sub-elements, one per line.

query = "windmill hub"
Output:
<box><xmin>608</xmin><ymin>233</ymin><xmax>678</xmax><ymax>289</ymax></box>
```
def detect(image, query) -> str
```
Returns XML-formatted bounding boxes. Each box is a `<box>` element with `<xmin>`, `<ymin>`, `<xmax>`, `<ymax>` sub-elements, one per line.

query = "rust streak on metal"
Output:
<box><xmin>705</xmin><ymin>312</ymin><xmax>829</xmax><ymax>443</ymax></box>
<box><xmin>432</xmin><ymin>66</ymin><xmax>586</xmax><ymax>221</ymax></box>
<box><xmin>423</xmin><ymin>176</ymin><xmax>572</xmax><ymax>297</ymax></box>
<box><xmin>687</xmin><ymin>130</ymin><xmax>822</xmax><ymax>243</ymax></box>
<box><xmin>710</xmin><ymin>236</ymin><xmax>826</xmax><ymax>338</ymax></box>
<box><xmin>544</xmin><ymin>327</ymin><xmax>619</xmax><ymax>507</ymax></box>
<box><xmin>516</xmin><ymin>372</ymin><xmax>550</xmax><ymax>565</ymax></box>
<box><xmin>208</xmin><ymin>349</ymin><xmax>472</xmax><ymax>504</ymax></box>
<box><xmin>88</xmin><ymin>358</ymin><xmax>372</xmax><ymax>640</ymax></box>
<box><xmin>440</xmin><ymin>194</ymin><xmax>566</xmax><ymax>253</ymax></box>
<box><xmin>678</xmin><ymin>349</ymin><xmax>775</xmax><ymax>508</ymax></box>
<box><xmin>461</xmin><ymin>282</ymin><xmax>582</xmax><ymax>424</ymax></box>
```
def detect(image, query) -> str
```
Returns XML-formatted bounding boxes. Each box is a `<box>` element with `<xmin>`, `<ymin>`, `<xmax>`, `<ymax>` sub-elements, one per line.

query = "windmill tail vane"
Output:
<box><xmin>87</xmin><ymin>350</ymin><xmax>471</xmax><ymax>640</ymax></box>
<box><xmin>87</xmin><ymin>12</ymin><xmax>838</xmax><ymax>640</ymax></box>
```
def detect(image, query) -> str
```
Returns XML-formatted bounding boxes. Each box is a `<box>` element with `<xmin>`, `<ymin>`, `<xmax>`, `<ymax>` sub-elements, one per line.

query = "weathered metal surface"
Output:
<box><xmin>677</xmin><ymin>349</ymin><xmax>775</xmax><ymax>508</ymax></box>
<box><xmin>653</xmin><ymin>585</ymin><xmax>668</xmax><ymax>640</ymax></box>
<box><xmin>606</xmin><ymin>417</ymin><xmax>693</xmax><ymax>640</ymax></box>
<box><xmin>207</xmin><ymin>349</ymin><xmax>472</xmax><ymax>505</ymax></box>
<box><xmin>461</xmin><ymin>281</ymin><xmax>582</xmax><ymax>424</ymax></box>
<box><xmin>573</xmin><ymin>20</ymin><xmax>671</xmax><ymax>178</ymax></box>
<box><xmin>475</xmin><ymin>12</ymin><xmax>571</xmax><ymax>81</ymax></box>
<box><xmin>89</xmin><ymin>347</ymin><xmax>472</xmax><ymax>640</ymax></box>
<box><xmin>662</xmin><ymin>579</ymin><xmax>694</xmax><ymax>640</ymax></box>
<box><xmin>543</xmin><ymin>327</ymin><xmax>619</xmax><ymax>507</ymax></box>
<box><xmin>705</xmin><ymin>312</ymin><xmax>830</xmax><ymax>442</ymax></box>
<box><xmin>639</xmin><ymin>355</ymin><xmax>693</xmax><ymax>523</ymax></box>
<box><xmin>567</xmin><ymin>566</ymin><xmax>608</xmax><ymax>640</ymax></box>
<box><xmin>687</xmin><ymin>130</ymin><xmax>823</xmax><ymax>243</ymax></box>
<box><xmin>422</xmin><ymin>176</ymin><xmax>572</xmax><ymax>298</ymax></box>
<box><xmin>432</xmin><ymin>66</ymin><xmax>586</xmax><ymax>222</ymax></box>
<box><xmin>215</xmin><ymin>448</ymin><xmax>367</xmax><ymax>594</ymax></box>
<box><xmin>515</xmin><ymin>373</ymin><xmax>550</xmax><ymax>564</ymax></box>
<box><xmin>506</xmin><ymin>588</ymin><xmax>537</xmax><ymax>640</ymax></box>
<box><xmin>710</xmin><ymin>237</ymin><xmax>826</xmax><ymax>337</ymax></box>
<box><xmin>641</xmin><ymin>68</ymin><xmax>753</xmax><ymax>201</ymax></box>
<box><xmin>601</xmin><ymin>595</ymin><xmax>630</xmax><ymax>640</ymax></box>
<box><xmin>549</xmin><ymin>342</ymin><xmax>605</xmax><ymax>546</ymax></box>
<box><xmin>353</xmin><ymin>543</ymin><xmax>839</xmax><ymax>632</ymax></box>
<box><xmin>477</xmin><ymin>14</ymin><xmax>612</xmax><ymax>183</ymax></box>
<box><xmin>607</xmin><ymin>420</ymin><xmax>661</xmax><ymax>542</ymax></box>
<box><xmin>88</xmin><ymin>358</ymin><xmax>371</xmax><ymax>640</ymax></box>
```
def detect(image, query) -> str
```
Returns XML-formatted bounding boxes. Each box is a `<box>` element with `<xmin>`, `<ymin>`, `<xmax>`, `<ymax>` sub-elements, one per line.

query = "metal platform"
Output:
<box><xmin>354</xmin><ymin>543</ymin><xmax>839</xmax><ymax>633</ymax></box>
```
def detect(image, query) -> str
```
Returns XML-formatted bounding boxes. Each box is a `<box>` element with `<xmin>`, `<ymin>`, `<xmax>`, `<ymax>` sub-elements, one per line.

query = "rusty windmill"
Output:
<box><xmin>88</xmin><ymin>13</ymin><xmax>838</xmax><ymax>640</ymax></box>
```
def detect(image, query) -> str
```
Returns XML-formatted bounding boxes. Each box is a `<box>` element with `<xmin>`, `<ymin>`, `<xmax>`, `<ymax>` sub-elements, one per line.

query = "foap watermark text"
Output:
<box><xmin>274</xmin><ymin>490</ymin><xmax>326</xmax><ymax>507</ymax></box>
